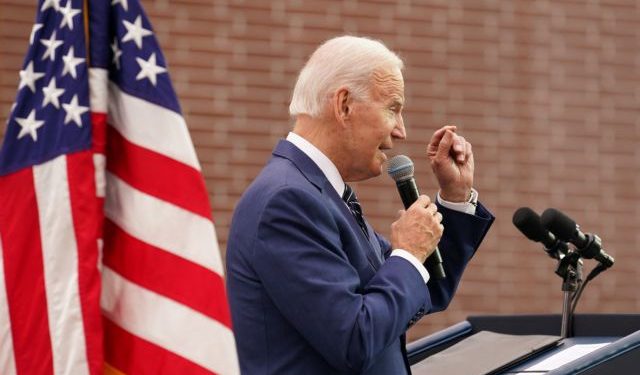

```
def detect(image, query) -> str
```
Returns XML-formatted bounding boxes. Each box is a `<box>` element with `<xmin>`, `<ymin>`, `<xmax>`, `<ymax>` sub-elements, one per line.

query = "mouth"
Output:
<box><xmin>378</xmin><ymin>146</ymin><xmax>390</xmax><ymax>160</ymax></box>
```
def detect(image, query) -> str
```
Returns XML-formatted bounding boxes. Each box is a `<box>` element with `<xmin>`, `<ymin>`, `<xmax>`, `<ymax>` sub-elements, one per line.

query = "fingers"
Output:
<box><xmin>450</xmin><ymin>133</ymin><xmax>473</xmax><ymax>165</ymax></box>
<box><xmin>428</xmin><ymin>205</ymin><xmax>443</xmax><ymax>229</ymax></box>
<box><xmin>390</xmin><ymin>195</ymin><xmax>444</xmax><ymax>262</ymax></box>
<box><xmin>429</xmin><ymin>125</ymin><xmax>457</xmax><ymax>146</ymax></box>
<box><xmin>411</xmin><ymin>194</ymin><xmax>432</xmax><ymax>209</ymax></box>
<box><xmin>453</xmin><ymin>135</ymin><xmax>466</xmax><ymax>163</ymax></box>
<box><xmin>425</xmin><ymin>202</ymin><xmax>437</xmax><ymax>216</ymax></box>
<box><xmin>427</xmin><ymin>125</ymin><xmax>457</xmax><ymax>158</ymax></box>
<box><xmin>410</xmin><ymin>195</ymin><xmax>442</xmax><ymax>223</ymax></box>
<box><xmin>428</xmin><ymin>125</ymin><xmax>473</xmax><ymax>165</ymax></box>
<box><xmin>436</xmin><ymin>129</ymin><xmax>455</xmax><ymax>160</ymax></box>
<box><xmin>434</xmin><ymin>211</ymin><xmax>443</xmax><ymax>224</ymax></box>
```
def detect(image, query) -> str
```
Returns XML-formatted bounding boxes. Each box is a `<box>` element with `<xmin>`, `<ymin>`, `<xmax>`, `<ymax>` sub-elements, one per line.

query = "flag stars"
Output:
<box><xmin>40</xmin><ymin>31</ymin><xmax>64</xmax><ymax>62</ymax></box>
<box><xmin>62</xmin><ymin>47</ymin><xmax>85</xmax><ymax>78</ymax></box>
<box><xmin>42</xmin><ymin>78</ymin><xmax>65</xmax><ymax>109</ymax></box>
<box><xmin>122</xmin><ymin>16</ymin><xmax>153</xmax><ymax>49</ymax></box>
<box><xmin>135</xmin><ymin>53</ymin><xmax>166</xmax><ymax>86</ymax></box>
<box><xmin>112</xmin><ymin>0</ymin><xmax>128</xmax><ymax>11</ymax></box>
<box><xmin>30</xmin><ymin>24</ymin><xmax>43</xmax><ymax>45</ymax></box>
<box><xmin>19</xmin><ymin>61</ymin><xmax>46</xmax><ymax>93</ymax></box>
<box><xmin>40</xmin><ymin>0</ymin><xmax>60</xmax><ymax>12</ymax></box>
<box><xmin>111</xmin><ymin>38</ymin><xmax>123</xmax><ymax>70</ymax></box>
<box><xmin>62</xmin><ymin>95</ymin><xmax>89</xmax><ymax>127</ymax></box>
<box><xmin>59</xmin><ymin>0</ymin><xmax>81</xmax><ymax>30</ymax></box>
<box><xmin>15</xmin><ymin>110</ymin><xmax>45</xmax><ymax>141</ymax></box>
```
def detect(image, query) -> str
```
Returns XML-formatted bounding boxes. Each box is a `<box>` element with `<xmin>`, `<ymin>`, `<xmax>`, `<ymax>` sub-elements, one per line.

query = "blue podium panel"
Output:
<box><xmin>408</xmin><ymin>314</ymin><xmax>640</xmax><ymax>375</ymax></box>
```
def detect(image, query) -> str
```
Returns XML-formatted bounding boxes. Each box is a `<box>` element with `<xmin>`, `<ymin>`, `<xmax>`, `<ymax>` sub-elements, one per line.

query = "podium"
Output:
<box><xmin>407</xmin><ymin>314</ymin><xmax>640</xmax><ymax>374</ymax></box>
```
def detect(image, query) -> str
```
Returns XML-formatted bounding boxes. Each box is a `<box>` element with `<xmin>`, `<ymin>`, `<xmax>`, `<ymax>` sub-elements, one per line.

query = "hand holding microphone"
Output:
<box><xmin>390</xmin><ymin>195</ymin><xmax>443</xmax><ymax>263</ymax></box>
<box><xmin>388</xmin><ymin>155</ymin><xmax>445</xmax><ymax>279</ymax></box>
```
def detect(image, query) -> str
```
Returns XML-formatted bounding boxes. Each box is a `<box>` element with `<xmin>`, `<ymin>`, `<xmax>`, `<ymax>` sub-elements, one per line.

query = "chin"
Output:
<box><xmin>370</xmin><ymin>161</ymin><xmax>385</xmax><ymax>178</ymax></box>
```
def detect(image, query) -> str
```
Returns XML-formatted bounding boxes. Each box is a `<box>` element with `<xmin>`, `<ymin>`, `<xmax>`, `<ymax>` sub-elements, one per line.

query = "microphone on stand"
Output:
<box><xmin>541</xmin><ymin>208</ymin><xmax>614</xmax><ymax>268</ymax></box>
<box><xmin>512</xmin><ymin>207</ymin><xmax>569</xmax><ymax>260</ymax></box>
<box><xmin>387</xmin><ymin>155</ymin><xmax>445</xmax><ymax>279</ymax></box>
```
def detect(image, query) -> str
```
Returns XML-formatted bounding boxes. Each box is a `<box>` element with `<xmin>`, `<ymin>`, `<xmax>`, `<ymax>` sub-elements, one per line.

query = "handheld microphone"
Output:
<box><xmin>387</xmin><ymin>155</ymin><xmax>445</xmax><ymax>279</ymax></box>
<box><xmin>512</xmin><ymin>207</ymin><xmax>568</xmax><ymax>260</ymax></box>
<box><xmin>541</xmin><ymin>208</ymin><xmax>614</xmax><ymax>268</ymax></box>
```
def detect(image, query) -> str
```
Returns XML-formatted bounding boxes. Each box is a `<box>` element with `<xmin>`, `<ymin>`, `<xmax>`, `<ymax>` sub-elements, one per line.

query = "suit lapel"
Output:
<box><xmin>273</xmin><ymin>140</ymin><xmax>383</xmax><ymax>270</ymax></box>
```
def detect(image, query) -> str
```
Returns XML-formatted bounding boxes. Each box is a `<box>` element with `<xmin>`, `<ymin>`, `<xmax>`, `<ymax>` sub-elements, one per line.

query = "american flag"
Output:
<box><xmin>0</xmin><ymin>1</ymin><xmax>239</xmax><ymax>374</ymax></box>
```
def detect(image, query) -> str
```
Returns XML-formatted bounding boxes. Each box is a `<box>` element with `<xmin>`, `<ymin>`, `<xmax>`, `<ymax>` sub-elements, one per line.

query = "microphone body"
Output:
<box><xmin>512</xmin><ymin>207</ymin><xmax>568</xmax><ymax>259</ymax></box>
<box><xmin>388</xmin><ymin>155</ymin><xmax>446</xmax><ymax>279</ymax></box>
<box><xmin>541</xmin><ymin>208</ymin><xmax>614</xmax><ymax>268</ymax></box>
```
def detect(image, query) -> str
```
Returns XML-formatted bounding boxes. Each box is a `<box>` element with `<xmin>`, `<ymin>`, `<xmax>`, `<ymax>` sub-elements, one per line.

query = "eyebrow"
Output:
<box><xmin>390</xmin><ymin>98</ymin><xmax>404</xmax><ymax>108</ymax></box>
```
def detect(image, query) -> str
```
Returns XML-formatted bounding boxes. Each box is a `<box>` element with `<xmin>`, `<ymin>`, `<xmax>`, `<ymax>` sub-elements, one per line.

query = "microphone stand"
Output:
<box><xmin>554</xmin><ymin>251</ymin><xmax>583</xmax><ymax>338</ymax></box>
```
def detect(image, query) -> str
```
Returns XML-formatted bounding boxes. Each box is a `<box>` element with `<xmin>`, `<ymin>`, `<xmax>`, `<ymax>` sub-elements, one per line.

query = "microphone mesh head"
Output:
<box><xmin>541</xmin><ymin>208</ymin><xmax>577</xmax><ymax>241</ymax></box>
<box><xmin>512</xmin><ymin>207</ymin><xmax>546</xmax><ymax>242</ymax></box>
<box><xmin>387</xmin><ymin>155</ymin><xmax>414</xmax><ymax>182</ymax></box>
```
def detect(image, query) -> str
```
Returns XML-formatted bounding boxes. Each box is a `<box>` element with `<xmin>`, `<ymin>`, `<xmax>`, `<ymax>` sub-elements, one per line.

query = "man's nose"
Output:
<box><xmin>391</xmin><ymin>118</ymin><xmax>406</xmax><ymax>139</ymax></box>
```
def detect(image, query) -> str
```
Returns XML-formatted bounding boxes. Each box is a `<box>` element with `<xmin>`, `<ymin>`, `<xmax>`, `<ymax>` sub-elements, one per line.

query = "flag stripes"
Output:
<box><xmin>33</xmin><ymin>156</ymin><xmax>90</xmax><ymax>375</ymax></box>
<box><xmin>103</xmin><ymin>172</ymin><xmax>223</xmax><ymax>275</ymax></box>
<box><xmin>0</xmin><ymin>168</ymin><xmax>54</xmax><ymax>375</ymax></box>
<box><xmin>0</xmin><ymin>237</ymin><xmax>17</xmax><ymax>375</ymax></box>
<box><xmin>107</xmin><ymin>83</ymin><xmax>201</xmax><ymax>171</ymax></box>
<box><xmin>1</xmin><ymin>1</ymin><xmax>239</xmax><ymax>372</ymax></box>
<box><xmin>101</xmin><ymin>267</ymin><xmax>237</xmax><ymax>374</ymax></box>
<box><xmin>103</xmin><ymin>318</ymin><xmax>215</xmax><ymax>375</ymax></box>
<box><xmin>102</xmin><ymin>220</ymin><xmax>231</xmax><ymax>328</ymax></box>
<box><xmin>66</xmin><ymin>151</ymin><xmax>103</xmax><ymax>374</ymax></box>
<box><xmin>106</xmin><ymin>125</ymin><xmax>211</xmax><ymax>219</ymax></box>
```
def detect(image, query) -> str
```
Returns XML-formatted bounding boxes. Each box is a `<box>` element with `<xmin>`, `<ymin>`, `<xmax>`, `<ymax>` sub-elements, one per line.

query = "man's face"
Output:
<box><xmin>344</xmin><ymin>68</ymin><xmax>406</xmax><ymax>181</ymax></box>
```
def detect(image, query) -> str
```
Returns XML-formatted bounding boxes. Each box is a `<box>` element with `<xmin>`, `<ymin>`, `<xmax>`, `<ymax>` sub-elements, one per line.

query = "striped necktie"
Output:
<box><xmin>342</xmin><ymin>184</ymin><xmax>370</xmax><ymax>239</ymax></box>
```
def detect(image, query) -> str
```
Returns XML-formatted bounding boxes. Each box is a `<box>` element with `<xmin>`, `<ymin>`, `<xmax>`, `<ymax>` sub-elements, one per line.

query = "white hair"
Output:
<box><xmin>289</xmin><ymin>35</ymin><xmax>404</xmax><ymax>118</ymax></box>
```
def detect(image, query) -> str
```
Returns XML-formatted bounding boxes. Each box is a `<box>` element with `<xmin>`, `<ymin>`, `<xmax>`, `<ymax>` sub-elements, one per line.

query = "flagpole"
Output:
<box><xmin>83</xmin><ymin>0</ymin><xmax>90</xmax><ymax>66</ymax></box>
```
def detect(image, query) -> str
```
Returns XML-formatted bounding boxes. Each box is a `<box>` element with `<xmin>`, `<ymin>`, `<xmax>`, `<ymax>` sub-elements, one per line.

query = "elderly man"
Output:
<box><xmin>226</xmin><ymin>36</ymin><xmax>494</xmax><ymax>375</ymax></box>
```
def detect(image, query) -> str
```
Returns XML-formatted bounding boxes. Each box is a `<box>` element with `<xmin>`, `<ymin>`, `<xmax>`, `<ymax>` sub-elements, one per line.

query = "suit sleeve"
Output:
<box><xmin>251</xmin><ymin>187</ymin><xmax>427</xmax><ymax>372</ymax></box>
<box><xmin>375</xmin><ymin>202</ymin><xmax>494</xmax><ymax>317</ymax></box>
<box><xmin>426</xmin><ymin>202</ymin><xmax>495</xmax><ymax>312</ymax></box>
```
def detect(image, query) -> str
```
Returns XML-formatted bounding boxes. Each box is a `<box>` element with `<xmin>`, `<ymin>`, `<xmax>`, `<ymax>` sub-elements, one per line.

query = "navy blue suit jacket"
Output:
<box><xmin>227</xmin><ymin>140</ymin><xmax>494</xmax><ymax>375</ymax></box>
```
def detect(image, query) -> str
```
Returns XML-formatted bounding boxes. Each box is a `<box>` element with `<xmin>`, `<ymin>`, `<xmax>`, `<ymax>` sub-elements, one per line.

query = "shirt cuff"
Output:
<box><xmin>390</xmin><ymin>249</ymin><xmax>430</xmax><ymax>284</ymax></box>
<box><xmin>437</xmin><ymin>188</ymin><xmax>478</xmax><ymax>215</ymax></box>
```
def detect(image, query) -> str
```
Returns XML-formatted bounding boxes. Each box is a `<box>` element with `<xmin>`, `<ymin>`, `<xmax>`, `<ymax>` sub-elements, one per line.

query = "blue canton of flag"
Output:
<box><xmin>0</xmin><ymin>0</ymin><xmax>89</xmax><ymax>176</ymax></box>
<box><xmin>101</xmin><ymin>0</ymin><xmax>180</xmax><ymax>114</ymax></box>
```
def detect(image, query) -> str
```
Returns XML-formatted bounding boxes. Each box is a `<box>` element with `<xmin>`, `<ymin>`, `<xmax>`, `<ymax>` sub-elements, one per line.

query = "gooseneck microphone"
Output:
<box><xmin>387</xmin><ymin>155</ymin><xmax>445</xmax><ymax>279</ymax></box>
<box><xmin>512</xmin><ymin>207</ymin><xmax>568</xmax><ymax>259</ymax></box>
<box><xmin>541</xmin><ymin>208</ymin><xmax>614</xmax><ymax>268</ymax></box>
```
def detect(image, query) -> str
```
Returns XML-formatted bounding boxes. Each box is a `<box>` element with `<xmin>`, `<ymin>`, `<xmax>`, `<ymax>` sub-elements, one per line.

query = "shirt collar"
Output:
<box><xmin>286</xmin><ymin>132</ymin><xmax>345</xmax><ymax>197</ymax></box>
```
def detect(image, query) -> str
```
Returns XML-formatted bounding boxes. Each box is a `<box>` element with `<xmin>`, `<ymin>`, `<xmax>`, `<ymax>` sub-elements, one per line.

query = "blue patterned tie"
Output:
<box><xmin>342</xmin><ymin>184</ymin><xmax>370</xmax><ymax>239</ymax></box>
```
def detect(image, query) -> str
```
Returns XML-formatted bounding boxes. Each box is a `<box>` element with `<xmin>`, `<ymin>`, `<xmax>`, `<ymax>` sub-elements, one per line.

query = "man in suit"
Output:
<box><xmin>226</xmin><ymin>35</ymin><xmax>494</xmax><ymax>374</ymax></box>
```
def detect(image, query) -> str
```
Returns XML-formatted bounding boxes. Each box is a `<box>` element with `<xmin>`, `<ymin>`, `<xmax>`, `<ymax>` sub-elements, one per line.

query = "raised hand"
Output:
<box><xmin>426</xmin><ymin>125</ymin><xmax>474</xmax><ymax>202</ymax></box>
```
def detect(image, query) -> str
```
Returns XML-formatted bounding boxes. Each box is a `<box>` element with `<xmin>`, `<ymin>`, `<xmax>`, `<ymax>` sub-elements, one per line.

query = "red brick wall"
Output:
<box><xmin>1</xmin><ymin>1</ymin><xmax>639</xmax><ymax>342</ymax></box>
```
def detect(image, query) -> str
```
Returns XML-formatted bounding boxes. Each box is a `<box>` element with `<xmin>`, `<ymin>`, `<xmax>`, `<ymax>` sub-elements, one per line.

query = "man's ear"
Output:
<box><xmin>333</xmin><ymin>87</ymin><xmax>351</xmax><ymax>125</ymax></box>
